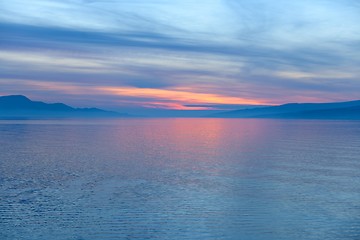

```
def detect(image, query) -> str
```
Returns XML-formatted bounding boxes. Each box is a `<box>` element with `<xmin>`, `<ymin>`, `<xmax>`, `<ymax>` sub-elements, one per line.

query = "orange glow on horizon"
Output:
<box><xmin>139</xmin><ymin>102</ymin><xmax>213</xmax><ymax>110</ymax></box>
<box><xmin>98</xmin><ymin>86</ymin><xmax>266</xmax><ymax>107</ymax></box>
<box><xmin>4</xmin><ymin>79</ymin><xmax>273</xmax><ymax>109</ymax></box>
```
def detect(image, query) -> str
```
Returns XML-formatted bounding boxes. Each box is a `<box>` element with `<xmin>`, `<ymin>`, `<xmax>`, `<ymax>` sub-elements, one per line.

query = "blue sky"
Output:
<box><xmin>1</xmin><ymin>0</ymin><xmax>360</xmax><ymax>113</ymax></box>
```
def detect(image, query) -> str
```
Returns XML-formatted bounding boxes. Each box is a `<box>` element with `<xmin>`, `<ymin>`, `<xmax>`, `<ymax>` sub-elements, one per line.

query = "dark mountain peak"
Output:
<box><xmin>0</xmin><ymin>95</ymin><xmax>127</xmax><ymax>118</ymax></box>
<box><xmin>0</xmin><ymin>95</ymin><xmax>31</xmax><ymax>102</ymax></box>
<box><xmin>0</xmin><ymin>95</ymin><xmax>74</xmax><ymax>111</ymax></box>
<box><xmin>0</xmin><ymin>95</ymin><xmax>33</xmax><ymax>109</ymax></box>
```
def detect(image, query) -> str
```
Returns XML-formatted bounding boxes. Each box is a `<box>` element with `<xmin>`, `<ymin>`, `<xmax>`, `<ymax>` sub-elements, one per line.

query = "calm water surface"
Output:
<box><xmin>0</xmin><ymin>119</ymin><xmax>359</xmax><ymax>240</ymax></box>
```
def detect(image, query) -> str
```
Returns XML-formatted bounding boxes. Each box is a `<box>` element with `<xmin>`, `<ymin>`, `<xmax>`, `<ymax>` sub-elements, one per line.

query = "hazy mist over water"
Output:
<box><xmin>0</xmin><ymin>119</ymin><xmax>359</xmax><ymax>240</ymax></box>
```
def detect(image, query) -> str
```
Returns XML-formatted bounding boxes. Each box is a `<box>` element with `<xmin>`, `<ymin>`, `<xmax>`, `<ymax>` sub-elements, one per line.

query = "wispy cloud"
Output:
<box><xmin>1</xmin><ymin>0</ymin><xmax>360</xmax><ymax>111</ymax></box>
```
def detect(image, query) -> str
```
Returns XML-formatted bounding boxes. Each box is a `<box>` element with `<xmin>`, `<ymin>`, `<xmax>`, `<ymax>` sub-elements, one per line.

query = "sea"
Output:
<box><xmin>0</xmin><ymin>118</ymin><xmax>359</xmax><ymax>240</ymax></box>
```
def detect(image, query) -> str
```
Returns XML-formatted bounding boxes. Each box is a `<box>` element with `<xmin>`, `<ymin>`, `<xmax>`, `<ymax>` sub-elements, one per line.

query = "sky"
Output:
<box><xmin>1</xmin><ymin>0</ymin><xmax>360</xmax><ymax>115</ymax></box>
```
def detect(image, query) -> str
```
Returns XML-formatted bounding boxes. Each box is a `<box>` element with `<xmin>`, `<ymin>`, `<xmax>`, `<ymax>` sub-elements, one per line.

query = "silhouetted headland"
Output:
<box><xmin>0</xmin><ymin>95</ymin><xmax>127</xmax><ymax>119</ymax></box>
<box><xmin>209</xmin><ymin>100</ymin><xmax>360</xmax><ymax>120</ymax></box>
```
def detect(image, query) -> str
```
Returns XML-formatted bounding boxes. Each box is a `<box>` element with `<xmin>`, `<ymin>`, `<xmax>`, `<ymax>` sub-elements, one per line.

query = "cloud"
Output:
<box><xmin>1</xmin><ymin>0</ymin><xmax>360</xmax><ymax>111</ymax></box>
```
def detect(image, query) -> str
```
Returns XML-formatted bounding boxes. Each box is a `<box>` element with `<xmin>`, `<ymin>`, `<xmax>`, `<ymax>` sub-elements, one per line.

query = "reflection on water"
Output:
<box><xmin>0</xmin><ymin>119</ymin><xmax>359</xmax><ymax>240</ymax></box>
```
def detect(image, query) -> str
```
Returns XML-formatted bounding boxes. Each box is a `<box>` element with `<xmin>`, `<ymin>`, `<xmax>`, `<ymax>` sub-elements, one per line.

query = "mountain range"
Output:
<box><xmin>0</xmin><ymin>95</ymin><xmax>126</xmax><ymax>119</ymax></box>
<box><xmin>210</xmin><ymin>100</ymin><xmax>360</xmax><ymax>119</ymax></box>
<box><xmin>1</xmin><ymin>95</ymin><xmax>359</xmax><ymax>119</ymax></box>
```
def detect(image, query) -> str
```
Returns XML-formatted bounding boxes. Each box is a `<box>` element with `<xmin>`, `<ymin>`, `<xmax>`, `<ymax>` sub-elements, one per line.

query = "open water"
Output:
<box><xmin>0</xmin><ymin>119</ymin><xmax>359</xmax><ymax>239</ymax></box>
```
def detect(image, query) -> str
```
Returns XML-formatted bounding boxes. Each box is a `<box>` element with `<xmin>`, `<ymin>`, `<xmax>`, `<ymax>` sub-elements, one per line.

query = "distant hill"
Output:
<box><xmin>0</xmin><ymin>95</ymin><xmax>127</xmax><ymax>119</ymax></box>
<box><xmin>210</xmin><ymin>100</ymin><xmax>360</xmax><ymax>120</ymax></box>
